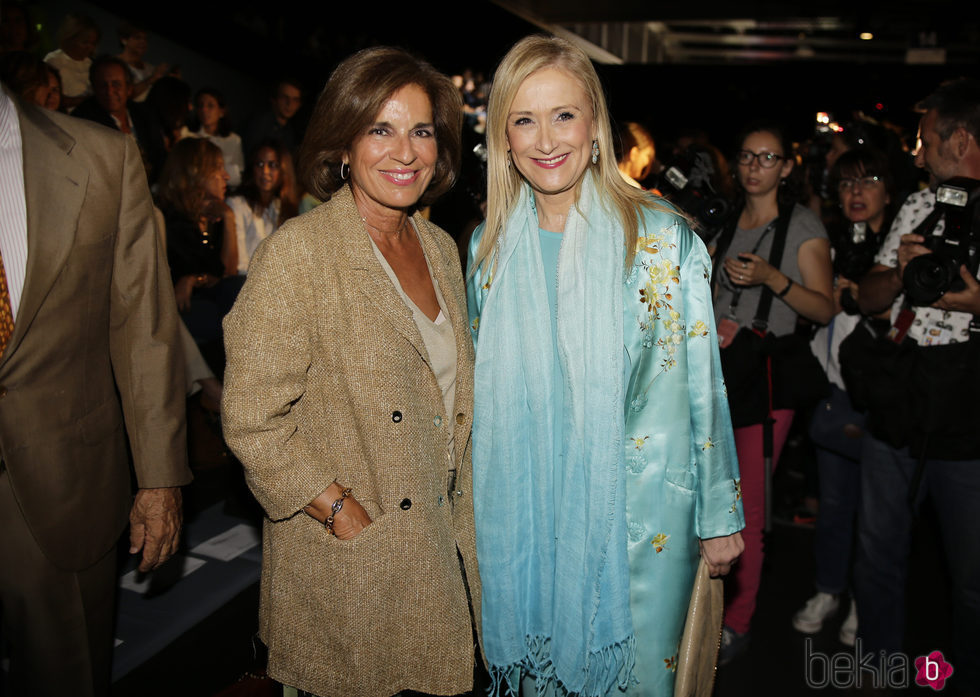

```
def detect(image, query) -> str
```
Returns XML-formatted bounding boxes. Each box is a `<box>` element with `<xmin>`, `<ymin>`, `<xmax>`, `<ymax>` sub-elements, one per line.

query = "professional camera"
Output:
<box><xmin>657</xmin><ymin>146</ymin><xmax>733</xmax><ymax>243</ymax></box>
<box><xmin>834</xmin><ymin>221</ymin><xmax>880</xmax><ymax>314</ymax></box>
<box><xmin>902</xmin><ymin>177</ymin><xmax>980</xmax><ymax>306</ymax></box>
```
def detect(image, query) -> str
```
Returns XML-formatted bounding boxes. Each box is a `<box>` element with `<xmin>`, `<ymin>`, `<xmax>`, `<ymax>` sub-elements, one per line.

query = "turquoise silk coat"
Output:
<box><xmin>467</xmin><ymin>204</ymin><xmax>744</xmax><ymax>695</ymax></box>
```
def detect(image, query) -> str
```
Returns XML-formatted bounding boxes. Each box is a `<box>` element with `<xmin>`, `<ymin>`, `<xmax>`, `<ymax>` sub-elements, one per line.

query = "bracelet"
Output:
<box><xmin>777</xmin><ymin>278</ymin><xmax>794</xmax><ymax>298</ymax></box>
<box><xmin>324</xmin><ymin>487</ymin><xmax>353</xmax><ymax>535</ymax></box>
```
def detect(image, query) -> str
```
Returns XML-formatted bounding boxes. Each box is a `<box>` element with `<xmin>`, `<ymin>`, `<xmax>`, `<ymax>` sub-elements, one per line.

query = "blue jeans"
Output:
<box><xmin>854</xmin><ymin>433</ymin><xmax>980</xmax><ymax>689</ymax></box>
<box><xmin>813</xmin><ymin>445</ymin><xmax>861</xmax><ymax>594</ymax></box>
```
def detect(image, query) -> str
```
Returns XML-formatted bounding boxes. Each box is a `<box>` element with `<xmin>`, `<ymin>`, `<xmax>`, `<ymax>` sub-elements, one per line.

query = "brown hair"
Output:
<box><xmin>299</xmin><ymin>46</ymin><xmax>462</xmax><ymax>207</ymax></box>
<box><xmin>156</xmin><ymin>138</ymin><xmax>225</xmax><ymax>221</ymax></box>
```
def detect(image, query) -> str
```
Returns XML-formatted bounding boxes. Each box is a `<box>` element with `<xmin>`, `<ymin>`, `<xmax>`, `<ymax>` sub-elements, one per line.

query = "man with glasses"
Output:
<box><xmin>852</xmin><ymin>78</ymin><xmax>980</xmax><ymax>693</ymax></box>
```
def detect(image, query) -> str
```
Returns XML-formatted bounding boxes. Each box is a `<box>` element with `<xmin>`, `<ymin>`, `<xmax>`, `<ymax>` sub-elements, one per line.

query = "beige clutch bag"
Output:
<box><xmin>674</xmin><ymin>558</ymin><xmax>724</xmax><ymax>697</ymax></box>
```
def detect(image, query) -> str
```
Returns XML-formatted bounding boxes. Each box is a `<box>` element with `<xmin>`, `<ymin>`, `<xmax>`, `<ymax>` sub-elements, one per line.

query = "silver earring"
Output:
<box><xmin>591</xmin><ymin>140</ymin><xmax>599</xmax><ymax>164</ymax></box>
<box><xmin>340</xmin><ymin>162</ymin><xmax>350</xmax><ymax>180</ymax></box>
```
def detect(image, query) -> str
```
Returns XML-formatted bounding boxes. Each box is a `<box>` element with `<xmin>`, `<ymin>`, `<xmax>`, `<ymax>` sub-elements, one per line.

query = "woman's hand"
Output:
<box><xmin>699</xmin><ymin>532</ymin><xmax>745</xmax><ymax>577</ymax></box>
<box><xmin>723</xmin><ymin>252</ymin><xmax>777</xmax><ymax>288</ymax></box>
<box><xmin>305</xmin><ymin>482</ymin><xmax>373</xmax><ymax>540</ymax></box>
<box><xmin>174</xmin><ymin>275</ymin><xmax>196</xmax><ymax>312</ymax></box>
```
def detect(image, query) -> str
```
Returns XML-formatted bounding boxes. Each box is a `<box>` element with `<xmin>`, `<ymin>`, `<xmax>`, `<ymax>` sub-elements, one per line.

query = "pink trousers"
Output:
<box><xmin>723</xmin><ymin>409</ymin><xmax>794</xmax><ymax>635</ymax></box>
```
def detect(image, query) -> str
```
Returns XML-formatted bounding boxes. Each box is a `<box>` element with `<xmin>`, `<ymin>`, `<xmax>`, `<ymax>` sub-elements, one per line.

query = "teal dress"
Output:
<box><xmin>468</xmin><ymin>194</ymin><xmax>744</xmax><ymax>696</ymax></box>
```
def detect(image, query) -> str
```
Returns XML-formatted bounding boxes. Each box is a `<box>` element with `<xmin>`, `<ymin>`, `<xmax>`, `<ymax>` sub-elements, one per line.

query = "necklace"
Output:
<box><xmin>361</xmin><ymin>215</ymin><xmax>410</xmax><ymax>236</ymax></box>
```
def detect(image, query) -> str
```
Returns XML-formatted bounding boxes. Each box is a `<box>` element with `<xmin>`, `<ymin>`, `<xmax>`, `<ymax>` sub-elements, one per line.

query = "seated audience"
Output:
<box><xmin>155</xmin><ymin>138</ymin><xmax>244</xmax><ymax>371</ymax></box>
<box><xmin>243</xmin><ymin>77</ymin><xmax>304</xmax><ymax>158</ymax></box>
<box><xmin>43</xmin><ymin>14</ymin><xmax>100</xmax><ymax>110</ymax></box>
<box><xmin>117</xmin><ymin>21</ymin><xmax>169</xmax><ymax>102</ymax></box>
<box><xmin>0</xmin><ymin>51</ymin><xmax>50</xmax><ymax>106</ymax></box>
<box><xmin>226</xmin><ymin>139</ymin><xmax>297</xmax><ymax>274</ymax></box>
<box><xmin>187</xmin><ymin>87</ymin><xmax>245</xmax><ymax>187</ymax></box>
<box><xmin>72</xmin><ymin>55</ymin><xmax>166</xmax><ymax>182</ymax></box>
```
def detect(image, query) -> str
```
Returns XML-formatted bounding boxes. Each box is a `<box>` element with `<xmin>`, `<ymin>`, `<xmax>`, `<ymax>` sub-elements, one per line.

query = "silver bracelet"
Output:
<box><xmin>324</xmin><ymin>487</ymin><xmax>353</xmax><ymax>535</ymax></box>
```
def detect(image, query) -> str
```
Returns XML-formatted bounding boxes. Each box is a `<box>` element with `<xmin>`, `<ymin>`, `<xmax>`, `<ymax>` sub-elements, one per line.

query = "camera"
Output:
<box><xmin>902</xmin><ymin>177</ymin><xmax>980</xmax><ymax>306</ymax></box>
<box><xmin>657</xmin><ymin>146</ymin><xmax>733</xmax><ymax>243</ymax></box>
<box><xmin>834</xmin><ymin>222</ymin><xmax>880</xmax><ymax>314</ymax></box>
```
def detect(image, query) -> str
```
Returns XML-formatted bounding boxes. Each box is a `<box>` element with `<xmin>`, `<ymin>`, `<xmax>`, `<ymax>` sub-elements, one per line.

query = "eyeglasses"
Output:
<box><xmin>837</xmin><ymin>175</ymin><xmax>881</xmax><ymax>193</ymax></box>
<box><xmin>736</xmin><ymin>150</ymin><xmax>787</xmax><ymax>169</ymax></box>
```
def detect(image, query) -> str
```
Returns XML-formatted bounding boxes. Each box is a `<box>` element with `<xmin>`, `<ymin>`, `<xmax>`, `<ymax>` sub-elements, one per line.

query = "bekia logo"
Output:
<box><xmin>915</xmin><ymin>651</ymin><xmax>954</xmax><ymax>691</ymax></box>
<box><xmin>805</xmin><ymin>639</ymin><xmax>954</xmax><ymax>690</ymax></box>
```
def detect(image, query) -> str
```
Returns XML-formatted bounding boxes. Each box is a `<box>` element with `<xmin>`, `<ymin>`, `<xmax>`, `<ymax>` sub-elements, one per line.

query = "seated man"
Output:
<box><xmin>72</xmin><ymin>54</ymin><xmax>165</xmax><ymax>182</ymax></box>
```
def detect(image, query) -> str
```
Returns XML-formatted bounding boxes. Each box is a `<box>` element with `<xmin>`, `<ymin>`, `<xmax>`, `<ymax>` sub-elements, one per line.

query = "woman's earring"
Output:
<box><xmin>340</xmin><ymin>162</ymin><xmax>350</xmax><ymax>181</ymax></box>
<box><xmin>591</xmin><ymin>140</ymin><xmax>599</xmax><ymax>164</ymax></box>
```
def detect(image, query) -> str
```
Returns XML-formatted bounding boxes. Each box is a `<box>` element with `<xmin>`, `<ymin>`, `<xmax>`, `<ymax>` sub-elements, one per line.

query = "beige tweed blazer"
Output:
<box><xmin>222</xmin><ymin>185</ymin><xmax>481</xmax><ymax>697</ymax></box>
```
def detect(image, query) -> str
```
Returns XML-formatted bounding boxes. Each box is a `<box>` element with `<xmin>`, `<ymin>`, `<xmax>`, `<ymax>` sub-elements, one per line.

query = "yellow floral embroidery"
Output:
<box><xmin>651</xmin><ymin>533</ymin><xmax>670</xmax><ymax>553</ymax></box>
<box><xmin>702</xmin><ymin>438</ymin><xmax>715</xmax><ymax>450</ymax></box>
<box><xmin>730</xmin><ymin>478</ymin><xmax>743</xmax><ymax>514</ymax></box>
<box><xmin>631</xmin><ymin>436</ymin><xmax>649</xmax><ymax>449</ymax></box>
<box><xmin>471</xmin><ymin>316</ymin><xmax>480</xmax><ymax>332</ymax></box>
<box><xmin>688</xmin><ymin>319</ymin><xmax>709</xmax><ymax>338</ymax></box>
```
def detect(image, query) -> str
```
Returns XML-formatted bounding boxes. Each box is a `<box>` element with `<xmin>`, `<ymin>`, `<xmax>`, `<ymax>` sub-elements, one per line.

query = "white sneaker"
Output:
<box><xmin>792</xmin><ymin>592</ymin><xmax>839</xmax><ymax>633</ymax></box>
<box><xmin>839</xmin><ymin>599</ymin><xmax>858</xmax><ymax>646</ymax></box>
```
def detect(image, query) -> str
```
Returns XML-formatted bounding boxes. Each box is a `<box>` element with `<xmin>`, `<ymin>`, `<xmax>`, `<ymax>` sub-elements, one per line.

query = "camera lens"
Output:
<box><xmin>903</xmin><ymin>254</ymin><xmax>956</xmax><ymax>306</ymax></box>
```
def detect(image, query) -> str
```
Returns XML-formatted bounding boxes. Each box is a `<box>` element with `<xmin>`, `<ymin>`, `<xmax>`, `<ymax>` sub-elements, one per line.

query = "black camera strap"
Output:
<box><xmin>711</xmin><ymin>202</ymin><xmax>793</xmax><ymax>324</ymax></box>
<box><xmin>749</xmin><ymin>203</ymin><xmax>794</xmax><ymax>332</ymax></box>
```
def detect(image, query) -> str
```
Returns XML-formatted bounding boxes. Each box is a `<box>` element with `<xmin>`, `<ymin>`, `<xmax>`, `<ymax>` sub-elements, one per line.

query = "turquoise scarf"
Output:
<box><xmin>469</xmin><ymin>173</ymin><xmax>636</xmax><ymax>696</ymax></box>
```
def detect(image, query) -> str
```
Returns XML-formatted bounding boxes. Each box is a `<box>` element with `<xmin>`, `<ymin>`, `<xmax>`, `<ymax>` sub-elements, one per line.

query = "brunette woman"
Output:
<box><xmin>226</xmin><ymin>139</ymin><xmax>297</xmax><ymax>274</ymax></box>
<box><xmin>155</xmin><ymin>138</ymin><xmax>243</xmax><ymax>370</ymax></box>
<box><xmin>711</xmin><ymin>121</ymin><xmax>834</xmax><ymax>663</ymax></box>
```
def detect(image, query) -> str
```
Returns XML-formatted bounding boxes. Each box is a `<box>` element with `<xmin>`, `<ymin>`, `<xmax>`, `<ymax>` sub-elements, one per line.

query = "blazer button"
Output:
<box><xmin>0</xmin><ymin>385</ymin><xmax>7</xmax><ymax>399</ymax></box>
<box><xmin>456</xmin><ymin>413</ymin><xmax>465</xmax><ymax>425</ymax></box>
<box><xmin>433</xmin><ymin>415</ymin><xmax>442</xmax><ymax>427</ymax></box>
<box><xmin>392</xmin><ymin>411</ymin><xmax>402</xmax><ymax>423</ymax></box>
<box><xmin>399</xmin><ymin>498</ymin><xmax>412</xmax><ymax>510</ymax></box>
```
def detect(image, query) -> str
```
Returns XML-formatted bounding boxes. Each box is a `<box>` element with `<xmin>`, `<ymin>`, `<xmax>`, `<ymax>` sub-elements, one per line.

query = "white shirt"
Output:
<box><xmin>43</xmin><ymin>49</ymin><xmax>92</xmax><ymax>100</ymax></box>
<box><xmin>226</xmin><ymin>195</ymin><xmax>280</xmax><ymax>274</ymax></box>
<box><xmin>875</xmin><ymin>187</ymin><xmax>974</xmax><ymax>346</ymax></box>
<box><xmin>0</xmin><ymin>87</ymin><xmax>30</xmax><ymax>317</ymax></box>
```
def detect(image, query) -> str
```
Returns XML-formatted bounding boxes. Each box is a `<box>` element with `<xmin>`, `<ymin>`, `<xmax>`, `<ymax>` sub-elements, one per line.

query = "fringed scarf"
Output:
<box><xmin>471</xmin><ymin>173</ymin><xmax>636</xmax><ymax>696</ymax></box>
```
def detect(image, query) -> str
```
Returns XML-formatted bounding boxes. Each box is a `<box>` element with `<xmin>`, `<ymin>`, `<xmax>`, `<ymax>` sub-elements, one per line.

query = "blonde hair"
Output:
<box><xmin>473</xmin><ymin>34</ymin><xmax>678</xmax><ymax>277</ymax></box>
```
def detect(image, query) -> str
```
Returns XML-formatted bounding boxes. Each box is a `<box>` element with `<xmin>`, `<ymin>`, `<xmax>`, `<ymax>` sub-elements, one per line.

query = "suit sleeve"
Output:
<box><xmin>109</xmin><ymin>135</ymin><xmax>191</xmax><ymax>488</ymax></box>
<box><xmin>221</xmin><ymin>230</ymin><xmax>335</xmax><ymax>521</ymax></box>
<box><xmin>680</xmin><ymin>234</ymin><xmax>745</xmax><ymax>539</ymax></box>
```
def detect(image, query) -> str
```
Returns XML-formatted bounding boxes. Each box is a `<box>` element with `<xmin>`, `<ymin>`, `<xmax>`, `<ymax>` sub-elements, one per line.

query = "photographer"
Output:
<box><xmin>792</xmin><ymin>147</ymin><xmax>895</xmax><ymax>646</ymax></box>
<box><xmin>850</xmin><ymin>78</ymin><xmax>980</xmax><ymax>691</ymax></box>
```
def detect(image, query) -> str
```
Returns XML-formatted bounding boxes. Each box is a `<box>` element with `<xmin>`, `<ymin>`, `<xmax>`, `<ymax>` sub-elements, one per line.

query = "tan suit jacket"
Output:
<box><xmin>0</xmin><ymin>98</ymin><xmax>190</xmax><ymax>570</ymax></box>
<box><xmin>222</xmin><ymin>186</ymin><xmax>481</xmax><ymax>697</ymax></box>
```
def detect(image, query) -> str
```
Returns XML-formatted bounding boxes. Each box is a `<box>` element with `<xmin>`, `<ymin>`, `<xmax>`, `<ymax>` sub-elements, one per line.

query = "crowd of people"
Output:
<box><xmin>2</xmin><ymin>6</ymin><xmax>980</xmax><ymax>697</ymax></box>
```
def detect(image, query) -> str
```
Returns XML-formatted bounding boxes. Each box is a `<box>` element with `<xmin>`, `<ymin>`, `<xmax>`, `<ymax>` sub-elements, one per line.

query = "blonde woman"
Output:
<box><xmin>467</xmin><ymin>35</ymin><xmax>744</xmax><ymax>696</ymax></box>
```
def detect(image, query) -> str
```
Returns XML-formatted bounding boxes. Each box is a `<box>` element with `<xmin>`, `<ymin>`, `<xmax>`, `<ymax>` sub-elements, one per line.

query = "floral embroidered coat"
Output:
<box><xmin>468</xmin><ymin>205</ymin><xmax>744</xmax><ymax>695</ymax></box>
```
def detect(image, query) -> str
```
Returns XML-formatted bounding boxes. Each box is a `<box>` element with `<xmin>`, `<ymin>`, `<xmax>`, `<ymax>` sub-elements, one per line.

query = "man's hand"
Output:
<box><xmin>699</xmin><ymin>532</ymin><xmax>745</xmax><ymax>577</ymax></box>
<box><xmin>897</xmin><ymin>233</ymin><xmax>931</xmax><ymax>277</ymax></box>
<box><xmin>129</xmin><ymin>487</ymin><xmax>183</xmax><ymax>572</ymax></box>
<box><xmin>933</xmin><ymin>265</ymin><xmax>980</xmax><ymax>315</ymax></box>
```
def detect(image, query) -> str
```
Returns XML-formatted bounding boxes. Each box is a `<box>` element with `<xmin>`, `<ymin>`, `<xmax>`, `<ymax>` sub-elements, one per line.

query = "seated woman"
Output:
<box><xmin>43</xmin><ymin>14</ymin><xmax>99</xmax><ymax>111</ymax></box>
<box><xmin>188</xmin><ymin>87</ymin><xmax>246</xmax><ymax>187</ymax></box>
<box><xmin>0</xmin><ymin>51</ymin><xmax>51</xmax><ymax>106</ymax></box>
<box><xmin>226</xmin><ymin>139</ymin><xmax>297</xmax><ymax>274</ymax></box>
<box><xmin>155</xmin><ymin>138</ymin><xmax>243</xmax><ymax>371</ymax></box>
<box><xmin>116</xmin><ymin>21</ymin><xmax>169</xmax><ymax>102</ymax></box>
